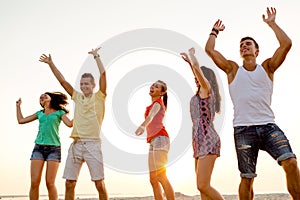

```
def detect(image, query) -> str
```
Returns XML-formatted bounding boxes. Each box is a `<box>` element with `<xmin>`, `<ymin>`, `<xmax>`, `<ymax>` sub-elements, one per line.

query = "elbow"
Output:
<box><xmin>282</xmin><ymin>38</ymin><xmax>292</xmax><ymax>51</ymax></box>
<box><xmin>100</xmin><ymin>71</ymin><xmax>106</xmax><ymax>78</ymax></box>
<box><xmin>17</xmin><ymin>120</ymin><xmax>24</xmax><ymax>124</ymax></box>
<box><xmin>287</xmin><ymin>39</ymin><xmax>292</xmax><ymax>50</ymax></box>
<box><xmin>205</xmin><ymin>46</ymin><xmax>213</xmax><ymax>57</ymax></box>
<box><xmin>69</xmin><ymin>120</ymin><xmax>74</xmax><ymax>128</ymax></box>
<box><xmin>67</xmin><ymin>121</ymin><xmax>73</xmax><ymax>128</ymax></box>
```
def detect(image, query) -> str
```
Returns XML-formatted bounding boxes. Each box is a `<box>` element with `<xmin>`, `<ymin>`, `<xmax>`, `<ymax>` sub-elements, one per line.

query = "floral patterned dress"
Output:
<box><xmin>190</xmin><ymin>92</ymin><xmax>220</xmax><ymax>158</ymax></box>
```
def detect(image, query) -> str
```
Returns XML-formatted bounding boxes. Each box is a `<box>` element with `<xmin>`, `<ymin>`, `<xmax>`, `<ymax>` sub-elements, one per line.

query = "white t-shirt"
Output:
<box><xmin>229</xmin><ymin>65</ymin><xmax>275</xmax><ymax>127</ymax></box>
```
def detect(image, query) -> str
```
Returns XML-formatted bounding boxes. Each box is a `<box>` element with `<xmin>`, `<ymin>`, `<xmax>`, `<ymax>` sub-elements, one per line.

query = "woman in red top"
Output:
<box><xmin>135</xmin><ymin>80</ymin><xmax>175</xmax><ymax>200</ymax></box>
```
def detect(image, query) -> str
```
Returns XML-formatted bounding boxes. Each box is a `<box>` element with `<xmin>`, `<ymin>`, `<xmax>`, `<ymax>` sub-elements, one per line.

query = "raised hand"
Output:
<box><xmin>188</xmin><ymin>47</ymin><xmax>195</xmax><ymax>55</ymax></box>
<box><xmin>262</xmin><ymin>7</ymin><xmax>276</xmax><ymax>24</ymax></box>
<box><xmin>88</xmin><ymin>47</ymin><xmax>101</xmax><ymax>57</ymax></box>
<box><xmin>180</xmin><ymin>52</ymin><xmax>192</xmax><ymax>66</ymax></box>
<box><xmin>213</xmin><ymin>19</ymin><xmax>225</xmax><ymax>32</ymax></box>
<box><xmin>39</xmin><ymin>54</ymin><xmax>52</xmax><ymax>64</ymax></box>
<box><xmin>16</xmin><ymin>98</ymin><xmax>22</xmax><ymax>106</ymax></box>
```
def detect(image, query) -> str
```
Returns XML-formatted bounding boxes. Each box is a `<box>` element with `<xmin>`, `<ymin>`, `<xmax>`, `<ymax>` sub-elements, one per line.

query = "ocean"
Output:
<box><xmin>0</xmin><ymin>193</ymin><xmax>292</xmax><ymax>200</ymax></box>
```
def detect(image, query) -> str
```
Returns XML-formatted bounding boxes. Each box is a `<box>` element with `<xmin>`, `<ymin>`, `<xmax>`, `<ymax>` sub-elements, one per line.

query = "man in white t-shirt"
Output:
<box><xmin>205</xmin><ymin>7</ymin><xmax>300</xmax><ymax>199</ymax></box>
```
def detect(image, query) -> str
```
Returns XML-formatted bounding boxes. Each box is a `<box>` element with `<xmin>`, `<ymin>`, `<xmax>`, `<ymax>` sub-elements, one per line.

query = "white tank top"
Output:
<box><xmin>229</xmin><ymin>65</ymin><xmax>275</xmax><ymax>126</ymax></box>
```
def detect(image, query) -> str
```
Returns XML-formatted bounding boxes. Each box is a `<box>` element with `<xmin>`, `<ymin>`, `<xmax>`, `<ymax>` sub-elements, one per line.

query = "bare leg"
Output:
<box><xmin>45</xmin><ymin>161</ymin><xmax>59</xmax><ymax>200</ymax></box>
<box><xmin>157</xmin><ymin>169</ymin><xmax>175</xmax><ymax>200</ymax></box>
<box><xmin>196</xmin><ymin>155</ymin><xmax>223</xmax><ymax>200</ymax></box>
<box><xmin>30</xmin><ymin>160</ymin><xmax>44</xmax><ymax>200</ymax></box>
<box><xmin>150</xmin><ymin>170</ymin><xmax>164</xmax><ymax>200</ymax></box>
<box><xmin>149</xmin><ymin>150</ymin><xmax>174</xmax><ymax>200</ymax></box>
<box><xmin>281</xmin><ymin>158</ymin><xmax>300</xmax><ymax>199</ymax></box>
<box><xmin>95</xmin><ymin>179</ymin><xmax>108</xmax><ymax>200</ymax></box>
<box><xmin>65</xmin><ymin>180</ymin><xmax>76</xmax><ymax>200</ymax></box>
<box><xmin>238</xmin><ymin>178</ymin><xmax>254</xmax><ymax>200</ymax></box>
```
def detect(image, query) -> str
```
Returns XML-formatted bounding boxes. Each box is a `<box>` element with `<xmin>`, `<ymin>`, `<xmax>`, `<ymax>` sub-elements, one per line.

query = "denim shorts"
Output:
<box><xmin>30</xmin><ymin>144</ymin><xmax>61</xmax><ymax>162</ymax></box>
<box><xmin>149</xmin><ymin>136</ymin><xmax>170</xmax><ymax>152</ymax></box>
<box><xmin>234</xmin><ymin>123</ymin><xmax>296</xmax><ymax>178</ymax></box>
<box><xmin>148</xmin><ymin>136</ymin><xmax>170</xmax><ymax>172</ymax></box>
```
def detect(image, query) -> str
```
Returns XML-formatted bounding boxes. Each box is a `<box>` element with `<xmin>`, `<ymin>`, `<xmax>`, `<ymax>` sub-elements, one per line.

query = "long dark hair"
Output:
<box><xmin>198</xmin><ymin>66</ymin><xmax>221</xmax><ymax>113</ymax></box>
<box><xmin>157</xmin><ymin>80</ymin><xmax>168</xmax><ymax>110</ymax></box>
<box><xmin>44</xmin><ymin>92</ymin><xmax>69</xmax><ymax>113</ymax></box>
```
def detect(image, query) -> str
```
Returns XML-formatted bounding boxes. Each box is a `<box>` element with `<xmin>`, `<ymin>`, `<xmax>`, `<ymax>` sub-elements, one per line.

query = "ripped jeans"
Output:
<box><xmin>234</xmin><ymin>123</ymin><xmax>296</xmax><ymax>178</ymax></box>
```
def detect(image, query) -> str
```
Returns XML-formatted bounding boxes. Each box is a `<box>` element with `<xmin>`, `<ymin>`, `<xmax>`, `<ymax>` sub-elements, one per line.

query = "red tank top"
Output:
<box><xmin>144</xmin><ymin>98</ymin><xmax>169</xmax><ymax>143</ymax></box>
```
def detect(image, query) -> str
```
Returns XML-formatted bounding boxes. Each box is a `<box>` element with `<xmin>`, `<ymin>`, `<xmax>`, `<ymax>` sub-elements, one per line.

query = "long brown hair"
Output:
<box><xmin>157</xmin><ymin>80</ymin><xmax>168</xmax><ymax>110</ymax></box>
<box><xmin>44</xmin><ymin>92</ymin><xmax>69</xmax><ymax>113</ymax></box>
<box><xmin>199</xmin><ymin>66</ymin><xmax>221</xmax><ymax>113</ymax></box>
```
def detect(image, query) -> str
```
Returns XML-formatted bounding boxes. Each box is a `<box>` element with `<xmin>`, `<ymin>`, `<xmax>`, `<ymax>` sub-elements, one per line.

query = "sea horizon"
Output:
<box><xmin>0</xmin><ymin>192</ymin><xmax>291</xmax><ymax>200</ymax></box>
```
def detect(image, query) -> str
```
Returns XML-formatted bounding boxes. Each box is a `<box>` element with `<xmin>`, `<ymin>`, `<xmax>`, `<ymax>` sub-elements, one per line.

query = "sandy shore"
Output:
<box><xmin>0</xmin><ymin>193</ymin><xmax>291</xmax><ymax>200</ymax></box>
<box><xmin>101</xmin><ymin>192</ymin><xmax>291</xmax><ymax>200</ymax></box>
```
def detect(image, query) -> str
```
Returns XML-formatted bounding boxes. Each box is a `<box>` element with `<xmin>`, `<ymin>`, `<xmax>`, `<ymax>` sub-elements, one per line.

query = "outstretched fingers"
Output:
<box><xmin>39</xmin><ymin>54</ymin><xmax>51</xmax><ymax>63</ymax></box>
<box><xmin>262</xmin><ymin>7</ymin><xmax>276</xmax><ymax>23</ymax></box>
<box><xmin>213</xmin><ymin>19</ymin><xmax>225</xmax><ymax>32</ymax></box>
<box><xmin>180</xmin><ymin>52</ymin><xmax>190</xmax><ymax>63</ymax></box>
<box><xmin>88</xmin><ymin>47</ymin><xmax>101</xmax><ymax>55</ymax></box>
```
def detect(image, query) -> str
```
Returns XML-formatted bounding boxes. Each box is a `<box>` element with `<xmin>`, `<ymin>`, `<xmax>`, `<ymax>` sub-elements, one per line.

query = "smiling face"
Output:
<box><xmin>240</xmin><ymin>38</ymin><xmax>259</xmax><ymax>58</ymax></box>
<box><xmin>80</xmin><ymin>77</ymin><xmax>95</xmax><ymax>97</ymax></box>
<box><xmin>39</xmin><ymin>93</ymin><xmax>51</xmax><ymax>108</ymax></box>
<box><xmin>149</xmin><ymin>81</ymin><xmax>166</xmax><ymax>98</ymax></box>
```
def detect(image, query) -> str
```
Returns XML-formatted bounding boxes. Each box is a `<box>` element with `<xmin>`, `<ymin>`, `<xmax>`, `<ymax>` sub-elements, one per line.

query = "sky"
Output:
<box><xmin>1</xmin><ymin>0</ymin><xmax>300</xmax><ymax>197</ymax></box>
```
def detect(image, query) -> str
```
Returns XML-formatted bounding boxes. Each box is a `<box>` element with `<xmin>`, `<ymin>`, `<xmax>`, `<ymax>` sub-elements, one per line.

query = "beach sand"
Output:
<box><xmin>109</xmin><ymin>192</ymin><xmax>291</xmax><ymax>200</ymax></box>
<box><xmin>0</xmin><ymin>192</ymin><xmax>291</xmax><ymax>200</ymax></box>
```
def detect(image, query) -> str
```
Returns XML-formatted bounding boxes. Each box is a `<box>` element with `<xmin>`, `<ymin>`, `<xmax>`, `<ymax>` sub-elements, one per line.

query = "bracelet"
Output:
<box><xmin>210</xmin><ymin>33</ymin><xmax>217</xmax><ymax>38</ymax></box>
<box><xmin>94</xmin><ymin>54</ymin><xmax>100</xmax><ymax>59</ymax></box>
<box><xmin>212</xmin><ymin>28</ymin><xmax>219</xmax><ymax>34</ymax></box>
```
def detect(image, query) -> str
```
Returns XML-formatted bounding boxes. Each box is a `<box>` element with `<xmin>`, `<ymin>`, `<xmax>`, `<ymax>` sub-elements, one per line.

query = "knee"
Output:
<box><xmin>150</xmin><ymin>176</ymin><xmax>158</xmax><ymax>186</ymax></box>
<box><xmin>30</xmin><ymin>180</ymin><xmax>40</xmax><ymax>189</ymax></box>
<box><xmin>149</xmin><ymin>173</ymin><xmax>160</xmax><ymax>186</ymax></box>
<box><xmin>196</xmin><ymin>179</ymin><xmax>211</xmax><ymax>194</ymax></box>
<box><xmin>45</xmin><ymin>180</ymin><xmax>55</xmax><ymax>190</ymax></box>
<box><xmin>65</xmin><ymin>180</ymin><xmax>76</xmax><ymax>191</ymax></box>
<box><xmin>240</xmin><ymin>178</ymin><xmax>254</xmax><ymax>188</ymax></box>
<box><xmin>95</xmin><ymin>180</ymin><xmax>106</xmax><ymax>192</ymax></box>
<box><xmin>282</xmin><ymin>158</ymin><xmax>299</xmax><ymax>173</ymax></box>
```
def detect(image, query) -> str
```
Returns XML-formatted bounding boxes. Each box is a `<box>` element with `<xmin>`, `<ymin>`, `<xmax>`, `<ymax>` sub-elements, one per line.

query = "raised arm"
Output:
<box><xmin>39</xmin><ymin>54</ymin><xmax>74</xmax><ymax>96</ymax></box>
<box><xmin>205</xmin><ymin>20</ymin><xmax>238</xmax><ymax>83</ymax></box>
<box><xmin>88</xmin><ymin>47</ymin><xmax>107</xmax><ymax>95</ymax></box>
<box><xmin>262</xmin><ymin>7</ymin><xmax>292</xmax><ymax>75</ymax></box>
<box><xmin>181</xmin><ymin>48</ymin><xmax>210</xmax><ymax>97</ymax></box>
<box><xmin>135</xmin><ymin>102</ymin><xmax>161</xmax><ymax>136</ymax></box>
<box><xmin>16</xmin><ymin>98</ymin><xmax>37</xmax><ymax>124</ymax></box>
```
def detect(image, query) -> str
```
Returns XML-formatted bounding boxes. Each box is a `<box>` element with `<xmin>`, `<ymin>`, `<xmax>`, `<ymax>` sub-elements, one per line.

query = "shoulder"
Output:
<box><xmin>57</xmin><ymin>110</ymin><xmax>66</xmax><ymax>115</ymax></box>
<box><xmin>36</xmin><ymin>110</ymin><xmax>43</xmax><ymax>116</ymax></box>
<box><xmin>227</xmin><ymin>61</ymin><xmax>239</xmax><ymax>84</ymax></box>
<box><xmin>261</xmin><ymin>59</ymin><xmax>274</xmax><ymax>80</ymax></box>
<box><xmin>71</xmin><ymin>90</ymin><xmax>80</xmax><ymax>99</ymax></box>
<box><xmin>95</xmin><ymin>90</ymin><xmax>106</xmax><ymax>99</ymax></box>
<box><xmin>153</xmin><ymin>99</ymin><xmax>163</xmax><ymax>107</ymax></box>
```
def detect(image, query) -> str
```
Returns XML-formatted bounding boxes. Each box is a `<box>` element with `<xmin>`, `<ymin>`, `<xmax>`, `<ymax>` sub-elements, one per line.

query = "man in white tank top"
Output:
<box><xmin>205</xmin><ymin>7</ymin><xmax>300</xmax><ymax>200</ymax></box>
